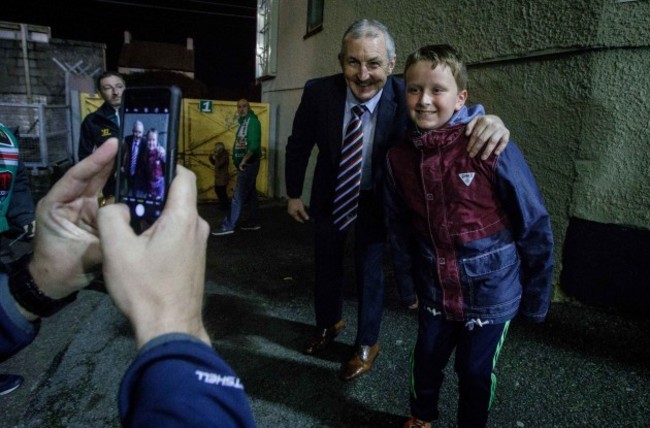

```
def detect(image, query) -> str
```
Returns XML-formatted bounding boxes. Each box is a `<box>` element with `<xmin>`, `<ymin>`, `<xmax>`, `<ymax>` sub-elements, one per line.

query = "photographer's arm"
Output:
<box><xmin>98</xmin><ymin>165</ymin><xmax>255</xmax><ymax>427</ymax></box>
<box><xmin>1</xmin><ymin>138</ymin><xmax>117</xmax><ymax>360</ymax></box>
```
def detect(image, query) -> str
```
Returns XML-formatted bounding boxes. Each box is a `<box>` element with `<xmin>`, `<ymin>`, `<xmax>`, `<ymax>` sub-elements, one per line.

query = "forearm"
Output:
<box><xmin>119</xmin><ymin>335</ymin><xmax>255</xmax><ymax>427</ymax></box>
<box><xmin>129</xmin><ymin>310</ymin><xmax>211</xmax><ymax>350</ymax></box>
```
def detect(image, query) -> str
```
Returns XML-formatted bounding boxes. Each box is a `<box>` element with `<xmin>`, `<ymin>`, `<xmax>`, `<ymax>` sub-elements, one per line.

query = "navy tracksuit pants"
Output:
<box><xmin>409</xmin><ymin>304</ymin><xmax>510</xmax><ymax>428</ymax></box>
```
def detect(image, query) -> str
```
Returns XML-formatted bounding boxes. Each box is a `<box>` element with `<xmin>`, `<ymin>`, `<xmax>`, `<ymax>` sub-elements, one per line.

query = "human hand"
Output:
<box><xmin>465</xmin><ymin>114</ymin><xmax>510</xmax><ymax>160</ymax></box>
<box><xmin>29</xmin><ymin>138</ymin><xmax>118</xmax><ymax>300</ymax></box>
<box><xmin>287</xmin><ymin>198</ymin><xmax>309</xmax><ymax>223</ymax></box>
<box><xmin>98</xmin><ymin>165</ymin><xmax>211</xmax><ymax>349</ymax></box>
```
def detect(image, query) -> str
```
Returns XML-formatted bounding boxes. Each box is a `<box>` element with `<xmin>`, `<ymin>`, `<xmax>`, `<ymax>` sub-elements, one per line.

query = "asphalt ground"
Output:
<box><xmin>1</xmin><ymin>199</ymin><xmax>649</xmax><ymax>427</ymax></box>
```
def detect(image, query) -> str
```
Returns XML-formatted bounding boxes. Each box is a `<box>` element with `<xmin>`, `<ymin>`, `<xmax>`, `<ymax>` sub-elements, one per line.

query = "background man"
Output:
<box><xmin>212</xmin><ymin>99</ymin><xmax>262</xmax><ymax>235</ymax></box>
<box><xmin>78</xmin><ymin>71</ymin><xmax>125</xmax><ymax>197</ymax></box>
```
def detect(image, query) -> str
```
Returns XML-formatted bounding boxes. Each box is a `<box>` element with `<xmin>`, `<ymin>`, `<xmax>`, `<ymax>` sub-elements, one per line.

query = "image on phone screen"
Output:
<box><xmin>117</xmin><ymin>87</ymin><xmax>177</xmax><ymax>229</ymax></box>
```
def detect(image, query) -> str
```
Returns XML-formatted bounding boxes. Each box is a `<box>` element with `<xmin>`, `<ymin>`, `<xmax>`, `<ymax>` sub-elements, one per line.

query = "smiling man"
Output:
<box><xmin>284</xmin><ymin>19</ymin><xmax>510</xmax><ymax>382</ymax></box>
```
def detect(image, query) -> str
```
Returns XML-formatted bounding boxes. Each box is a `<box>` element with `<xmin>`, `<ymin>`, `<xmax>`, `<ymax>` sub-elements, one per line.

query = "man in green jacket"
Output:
<box><xmin>212</xmin><ymin>99</ymin><xmax>262</xmax><ymax>235</ymax></box>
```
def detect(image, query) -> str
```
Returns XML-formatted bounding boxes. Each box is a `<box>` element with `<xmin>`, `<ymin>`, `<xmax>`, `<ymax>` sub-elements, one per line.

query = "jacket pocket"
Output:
<box><xmin>461</xmin><ymin>243</ymin><xmax>521</xmax><ymax>309</ymax></box>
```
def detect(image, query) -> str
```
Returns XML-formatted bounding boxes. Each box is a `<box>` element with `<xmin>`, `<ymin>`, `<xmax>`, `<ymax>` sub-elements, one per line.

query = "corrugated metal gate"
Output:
<box><xmin>181</xmin><ymin>99</ymin><xmax>269</xmax><ymax>202</ymax></box>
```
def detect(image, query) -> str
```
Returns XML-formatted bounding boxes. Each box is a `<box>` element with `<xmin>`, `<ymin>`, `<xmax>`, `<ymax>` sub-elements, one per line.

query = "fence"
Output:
<box><xmin>0</xmin><ymin>102</ymin><xmax>72</xmax><ymax>168</ymax></box>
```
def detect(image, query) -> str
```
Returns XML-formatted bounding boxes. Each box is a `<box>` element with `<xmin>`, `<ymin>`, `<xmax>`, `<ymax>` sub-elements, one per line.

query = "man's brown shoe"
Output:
<box><xmin>340</xmin><ymin>343</ymin><xmax>380</xmax><ymax>380</ymax></box>
<box><xmin>303</xmin><ymin>320</ymin><xmax>345</xmax><ymax>355</ymax></box>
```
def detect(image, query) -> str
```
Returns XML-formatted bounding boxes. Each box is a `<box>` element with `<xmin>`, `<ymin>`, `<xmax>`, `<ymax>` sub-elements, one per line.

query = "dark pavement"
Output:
<box><xmin>1</xmin><ymin>200</ymin><xmax>649</xmax><ymax>427</ymax></box>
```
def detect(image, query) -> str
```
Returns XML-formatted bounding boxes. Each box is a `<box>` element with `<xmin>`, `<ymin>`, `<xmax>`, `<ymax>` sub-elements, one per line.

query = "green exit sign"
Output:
<box><xmin>199</xmin><ymin>100</ymin><xmax>213</xmax><ymax>113</ymax></box>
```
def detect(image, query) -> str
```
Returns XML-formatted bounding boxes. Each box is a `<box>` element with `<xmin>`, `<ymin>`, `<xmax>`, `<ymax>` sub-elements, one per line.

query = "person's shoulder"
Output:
<box><xmin>97</xmin><ymin>102</ymin><xmax>115</xmax><ymax>116</ymax></box>
<box><xmin>495</xmin><ymin>140</ymin><xmax>530</xmax><ymax>168</ymax></box>
<box><xmin>81</xmin><ymin>108</ymin><xmax>98</xmax><ymax>123</ymax></box>
<box><xmin>83</xmin><ymin>102</ymin><xmax>112</xmax><ymax>123</ymax></box>
<box><xmin>387</xmin><ymin>75</ymin><xmax>405</xmax><ymax>89</ymax></box>
<box><xmin>383</xmin><ymin>75</ymin><xmax>406</xmax><ymax>98</ymax></box>
<box><xmin>499</xmin><ymin>139</ymin><xmax>521</xmax><ymax>157</ymax></box>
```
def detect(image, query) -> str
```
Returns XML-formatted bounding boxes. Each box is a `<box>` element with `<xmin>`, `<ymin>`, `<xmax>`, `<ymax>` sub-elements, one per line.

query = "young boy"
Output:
<box><xmin>384</xmin><ymin>45</ymin><xmax>554</xmax><ymax>428</ymax></box>
<box><xmin>144</xmin><ymin>129</ymin><xmax>166</xmax><ymax>200</ymax></box>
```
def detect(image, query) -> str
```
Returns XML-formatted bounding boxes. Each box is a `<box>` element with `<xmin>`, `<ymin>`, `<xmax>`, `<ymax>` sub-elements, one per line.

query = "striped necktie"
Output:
<box><xmin>130</xmin><ymin>139</ymin><xmax>140</xmax><ymax>175</ymax></box>
<box><xmin>332</xmin><ymin>104</ymin><xmax>365</xmax><ymax>230</ymax></box>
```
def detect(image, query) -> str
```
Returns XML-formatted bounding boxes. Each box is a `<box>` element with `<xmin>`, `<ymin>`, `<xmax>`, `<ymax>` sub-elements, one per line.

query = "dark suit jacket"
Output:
<box><xmin>121</xmin><ymin>134</ymin><xmax>149</xmax><ymax>195</ymax></box>
<box><xmin>285</xmin><ymin>74</ymin><xmax>408</xmax><ymax>219</ymax></box>
<box><xmin>122</xmin><ymin>135</ymin><xmax>147</xmax><ymax>176</ymax></box>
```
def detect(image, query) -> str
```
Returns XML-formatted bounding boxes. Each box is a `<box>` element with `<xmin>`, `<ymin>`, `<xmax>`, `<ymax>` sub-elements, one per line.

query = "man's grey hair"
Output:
<box><xmin>340</xmin><ymin>19</ymin><xmax>396</xmax><ymax>61</ymax></box>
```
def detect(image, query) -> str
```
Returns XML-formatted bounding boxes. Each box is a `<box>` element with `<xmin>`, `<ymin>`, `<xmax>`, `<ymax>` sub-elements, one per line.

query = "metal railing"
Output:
<box><xmin>0</xmin><ymin>102</ymin><xmax>72</xmax><ymax>169</ymax></box>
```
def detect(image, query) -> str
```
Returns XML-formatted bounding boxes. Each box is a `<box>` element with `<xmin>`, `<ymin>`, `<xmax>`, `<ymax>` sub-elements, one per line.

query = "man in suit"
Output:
<box><xmin>285</xmin><ymin>19</ymin><xmax>510</xmax><ymax>381</ymax></box>
<box><xmin>120</xmin><ymin>120</ymin><xmax>147</xmax><ymax>197</ymax></box>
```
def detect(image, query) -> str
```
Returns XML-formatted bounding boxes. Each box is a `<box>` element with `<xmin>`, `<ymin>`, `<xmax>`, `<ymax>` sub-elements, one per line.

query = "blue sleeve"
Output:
<box><xmin>6</xmin><ymin>161</ymin><xmax>35</xmax><ymax>235</ymax></box>
<box><xmin>495</xmin><ymin>144</ymin><xmax>555</xmax><ymax>322</ymax></box>
<box><xmin>0</xmin><ymin>274</ymin><xmax>40</xmax><ymax>363</ymax></box>
<box><xmin>119</xmin><ymin>334</ymin><xmax>256</xmax><ymax>427</ymax></box>
<box><xmin>448</xmin><ymin>104</ymin><xmax>485</xmax><ymax>126</ymax></box>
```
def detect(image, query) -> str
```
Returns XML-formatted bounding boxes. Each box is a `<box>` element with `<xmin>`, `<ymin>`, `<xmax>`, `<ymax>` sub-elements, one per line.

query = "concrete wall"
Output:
<box><xmin>260</xmin><ymin>0</ymin><xmax>650</xmax><ymax>295</ymax></box>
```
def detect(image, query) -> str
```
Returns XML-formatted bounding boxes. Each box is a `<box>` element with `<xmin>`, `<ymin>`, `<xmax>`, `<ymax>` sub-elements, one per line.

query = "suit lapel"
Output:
<box><xmin>374</xmin><ymin>77</ymin><xmax>397</xmax><ymax>149</ymax></box>
<box><xmin>328</xmin><ymin>75</ymin><xmax>347</xmax><ymax>165</ymax></box>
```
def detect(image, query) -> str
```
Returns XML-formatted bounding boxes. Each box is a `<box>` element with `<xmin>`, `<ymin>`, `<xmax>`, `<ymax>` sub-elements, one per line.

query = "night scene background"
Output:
<box><xmin>3</xmin><ymin>0</ymin><xmax>259</xmax><ymax>100</ymax></box>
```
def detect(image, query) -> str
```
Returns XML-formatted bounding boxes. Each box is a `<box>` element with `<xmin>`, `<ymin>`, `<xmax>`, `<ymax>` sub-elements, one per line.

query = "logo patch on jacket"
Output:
<box><xmin>459</xmin><ymin>172</ymin><xmax>475</xmax><ymax>186</ymax></box>
<box><xmin>101</xmin><ymin>128</ymin><xmax>112</xmax><ymax>137</ymax></box>
<box><xmin>0</xmin><ymin>170</ymin><xmax>13</xmax><ymax>201</ymax></box>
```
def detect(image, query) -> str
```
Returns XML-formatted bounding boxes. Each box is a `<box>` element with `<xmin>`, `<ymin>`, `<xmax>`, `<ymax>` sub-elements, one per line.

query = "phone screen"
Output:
<box><xmin>115</xmin><ymin>86</ymin><xmax>180</xmax><ymax>232</ymax></box>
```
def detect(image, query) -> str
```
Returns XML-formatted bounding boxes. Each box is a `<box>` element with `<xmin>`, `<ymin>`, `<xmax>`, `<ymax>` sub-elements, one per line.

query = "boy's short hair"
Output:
<box><xmin>404</xmin><ymin>44</ymin><xmax>468</xmax><ymax>91</ymax></box>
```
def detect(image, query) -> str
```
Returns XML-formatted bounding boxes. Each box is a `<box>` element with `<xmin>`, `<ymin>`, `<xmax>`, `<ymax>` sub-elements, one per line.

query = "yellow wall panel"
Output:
<box><xmin>80</xmin><ymin>93</ymin><xmax>104</xmax><ymax>117</ymax></box>
<box><xmin>181</xmin><ymin>99</ymin><xmax>270</xmax><ymax>203</ymax></box>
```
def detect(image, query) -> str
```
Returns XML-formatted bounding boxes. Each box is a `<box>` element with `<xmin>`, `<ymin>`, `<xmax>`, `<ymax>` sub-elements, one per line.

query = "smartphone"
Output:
<box><xmin>115</xmin><ymin>86</ymin><xmax>182</xmax><ymax>233</ymax></box>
